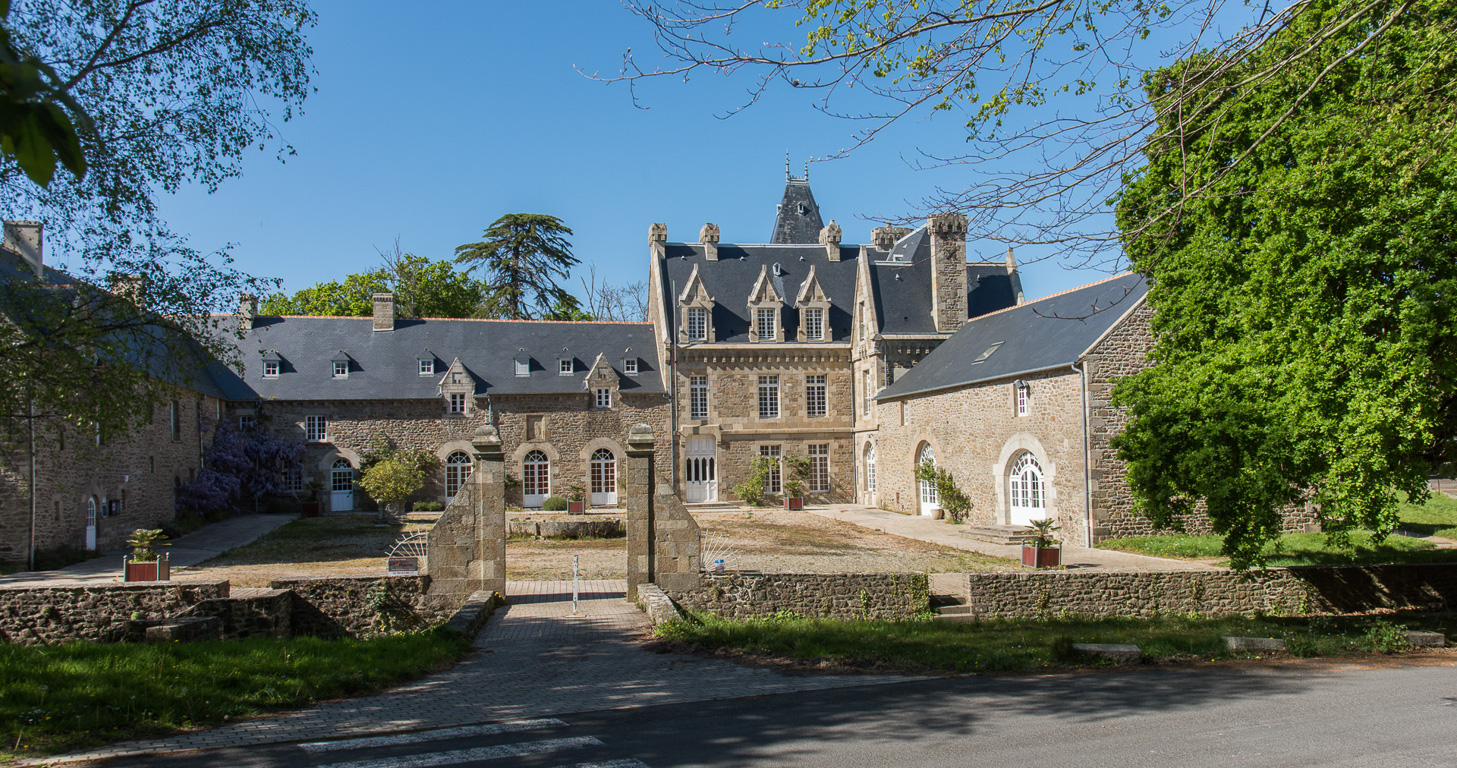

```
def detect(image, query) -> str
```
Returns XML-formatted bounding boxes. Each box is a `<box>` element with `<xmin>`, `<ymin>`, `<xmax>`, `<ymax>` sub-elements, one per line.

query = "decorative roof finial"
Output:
<box><xmin>785</xmin><ymin>150</ymin><xmax>791</xmax><ymax>181</ymax></box>
<box><xmin>804</xmin><ymin>160</ymin><xmax>809</xmax><ymax>181</ymax></box>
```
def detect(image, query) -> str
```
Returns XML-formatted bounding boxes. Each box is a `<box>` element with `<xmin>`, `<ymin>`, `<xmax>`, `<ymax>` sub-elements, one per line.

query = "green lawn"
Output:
<box><xmin>654</xmin><ymin>611</ymin><xmax>1454</xmax><ymax>675</ymax></box>
<box><xmin>0</xmin><ymin>629</ymin><xmax>470</xmax><ymax>759</ymax></box>
<box><xmin>1397</xmin><ymin>491</ymin><xmax>1457</xmax><ymax>539</ymax></box>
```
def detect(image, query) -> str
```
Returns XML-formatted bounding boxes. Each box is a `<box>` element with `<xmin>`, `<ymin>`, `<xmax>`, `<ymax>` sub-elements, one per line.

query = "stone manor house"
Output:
<box><xmin>1</xmin><ymin>175</ymin><xmax>1202</xmax><ymax>564</ymax></box>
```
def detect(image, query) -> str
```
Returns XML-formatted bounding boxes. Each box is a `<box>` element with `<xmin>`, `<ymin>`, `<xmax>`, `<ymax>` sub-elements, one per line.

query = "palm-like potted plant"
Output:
<box><xmin>123</xmin><ymin>528</ymin><xmax>171</xmax><ymax>581</ymax></box>
<box><xmin>566</xmin><ymin>483</ymin><xmax>587</xmax><ymax>514</ymax></box>
<box><xmin>1021</xmin><ymin>518</ymin><xmax>1061</xmax><ymax>569</ymax></box>
<box><xmin>300</xmin><ymin>478</ymin><xmax>324</xmax><ymax>517</ymax></box>
<box><xmin>781</xmin><ymin>453</ymin><xmax>811</xmax><ymax>510</ymax></box>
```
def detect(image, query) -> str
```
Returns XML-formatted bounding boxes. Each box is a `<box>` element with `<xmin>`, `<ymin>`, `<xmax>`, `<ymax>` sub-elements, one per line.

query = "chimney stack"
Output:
<box><xmin>372</xmin><ymin>292</ymin><xmax>394</xmax><ymax>332</ymax></box>
<box><xmin>110</xmin><ymin>274</ymin><xmax>145</xmax><ymax>306</ymax></box>
<box><xmin>928</xmin><ymin>213</ymin><xmax>969</xmax><ymax>334</ymax></box>
<box><xmin>238</xmin><ymin>292</ymin><xmax>258</xmax><ymax>331</ymax></box>
<box><xmin>818</xmin><ymin>221</ymin><xmax>842</xmax><ymax>262</ymax></box>
<box><xmin>3</xmin><ymin>221</ymin><xmax>43</xmax><ymax>278</ymax></box>
<box><xmin>870</xmin><ymin>225</ymin><xmax>909</xmax><ymax>252</ymax></box>
<box><xmin>699</xmin><ymin>223</ymin><xmax>720</xmax><ymax>262</ymax></box>
<box><xmin>649</xmin><ymin>222</ymin><xmax>668</xmax><ymax>260</ymax></box>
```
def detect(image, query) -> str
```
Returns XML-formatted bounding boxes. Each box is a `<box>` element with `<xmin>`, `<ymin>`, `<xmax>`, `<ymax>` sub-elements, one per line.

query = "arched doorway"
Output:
<box><xmin>1008</xmin><ymin>452</ymin><xmax>1046</xmax><ymax>526</ymax></box>
<box><xmin>917</xmin><ymin>443</ymin><xmax>939</xmax><ymax>517</ymax></box>
<box><xmin>863</xmin><ymin>441</ymin><xmax>877</xmax><ymax>504</ymax></box>
<box><xmin>590</xmin><ymin>448</ymin><xmax>617</xmax><ymax>507</ymax></box>
<box><xmin>85</xmin><ymin>497</ymin><xmax>98</xmax><ymax>550</ymax></box>
<box><xmin>522</xmin><ymin>450</ymin><xmax>549</xmax><ymax>508</ymax></box>
<box><xmin>331</xmin><ymin>458</ymin><xmax>355</xmax><ymax>512</ymax></box>
<box><xmin>444</xmin><ymin>451</ymin><xmax>471</xmax><ymax>504</ymax></box>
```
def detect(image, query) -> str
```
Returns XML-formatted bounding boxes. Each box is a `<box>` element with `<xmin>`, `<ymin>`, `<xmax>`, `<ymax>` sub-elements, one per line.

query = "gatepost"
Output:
<box><xmin>625</xmin><ymin>423</ymin><xmax>701</xmax><ymax>601</ymax></box>
<box><xmin>426</xmin><ymin>425</ymin><xmax>507</xmax><ymax>599</ymax></box>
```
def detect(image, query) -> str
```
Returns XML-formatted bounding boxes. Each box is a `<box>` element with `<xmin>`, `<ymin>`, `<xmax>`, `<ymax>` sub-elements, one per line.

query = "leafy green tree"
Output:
<box><xmin>262</xmin><ymin>254</ymin><xmax>486</xmax><ymax>319</ymax></box>
<box><xmin>1111</xmin><ymin>0</ymin><xmax>1457</xmax><ymax>568</ymax></box>
<box><xmin>454</xmin><ymin>214</ymin><xmax>581</xmax><ymax>320</ymax></box>
<box><xmin>0</xmin><ymin>0</ymin><xmax>313</xmax><ymax>438</ymax></box>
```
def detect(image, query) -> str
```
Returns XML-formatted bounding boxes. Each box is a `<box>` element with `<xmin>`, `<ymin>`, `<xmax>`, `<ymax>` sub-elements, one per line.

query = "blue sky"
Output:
<box><xmin>159</xmin><ymin>2</ymin><xmax>1117</xmax><ymax>305</ymax></box>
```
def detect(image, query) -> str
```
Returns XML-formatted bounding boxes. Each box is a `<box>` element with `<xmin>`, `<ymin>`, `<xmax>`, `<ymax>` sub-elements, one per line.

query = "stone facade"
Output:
<box><xmin>668</xmin><ymin>572</ymin><xmax>930</xmax><ymax>620</ymax></box>
<box><xmin>961</xmin><ymin>564</ymin><xmax>1457</xmax><ymax>619</ymax></box>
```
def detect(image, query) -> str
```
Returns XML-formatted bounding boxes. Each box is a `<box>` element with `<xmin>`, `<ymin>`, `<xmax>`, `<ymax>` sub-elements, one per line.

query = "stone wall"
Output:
<box><xmin>0</xmin><ymin>580</ymin><xmax>229</xmax><ymax>645</ymax></box>
<box><xmin>670</xmin><ymin>572</ymin><xmax>930</xmax><ymax>620</ymax></box>
<box><xmin>1</xmin><ymin>389</ymin><xmax>218</xmax><ymax>563</ymax></box>
<box><xmin>961</xmin><ymin>564</ymin><xmax>1457</xmax><ymax>619</ymax></box>
<box><xmin>270</xmin><ymin>575</ymin><xmax>456</xmax><ymax>638</ymax></box>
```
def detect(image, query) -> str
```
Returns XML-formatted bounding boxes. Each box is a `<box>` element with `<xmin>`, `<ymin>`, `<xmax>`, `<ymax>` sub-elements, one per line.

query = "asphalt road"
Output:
<box><xmin>93</xmin><ymin>659</ymin><xmax>1457</xmax><ymax>768</ymax></box>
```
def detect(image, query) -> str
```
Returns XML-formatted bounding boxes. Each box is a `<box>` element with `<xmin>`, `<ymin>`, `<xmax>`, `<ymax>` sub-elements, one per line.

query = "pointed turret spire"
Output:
<box><xmin>770</xmin><ymin>159</ymin><xmax>825</xmax><ymax>244</ymax></box>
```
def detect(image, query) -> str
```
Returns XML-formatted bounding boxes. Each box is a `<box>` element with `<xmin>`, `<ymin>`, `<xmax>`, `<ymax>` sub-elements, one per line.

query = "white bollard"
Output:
<box><xmin>571</xmin><ymin>554</ymin><xmax>580</xmax><ymax>616</ymax></box>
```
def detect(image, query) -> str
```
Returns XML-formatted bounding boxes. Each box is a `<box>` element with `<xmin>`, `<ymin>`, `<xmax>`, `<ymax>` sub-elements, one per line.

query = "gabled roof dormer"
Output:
<box><xmin>556</xmin><ymin>347</ymin><xmax>575</xmax><ymax>376</ymax></box>
<box><xmin>330</xmin><ymin>350</ymin><xmax>352</xmax><ymax>379</ymax></box>
<box><xmin>620</xmin><ymin>347</ymin><xmax>640</xmax><ymax>376</ymax></box>
<box><xmin>747</xmin><ymin>263</ymin><xmax>786</xmax><ymax>343</ymax></box>
<box><xmin>514</xmin><ymin>348</ymin><xmax>531</xmax><ymax>377</ymax></box>
<box><xmin>794</xmin><ymin>264</ymin><xmax>832</xmax><ymax>343</ymax></box>
<box><xmin>437</xmin><ymin>357</ymin><xmax>475</xmax><ymax>414</ymax></box>
<box><xmin>584</xmin><ymin>353</ymin><xmax>621</xmax><ymax>407</ymax></box>
<box><xmin>417</xmin><ymin>349</ymin><xmax>437</xmax><ymax>376</ymax></box>
<box><xmin>678</xmin><ymin>263</ymin><xmax>715</xmax><ymax>343</ymax></box>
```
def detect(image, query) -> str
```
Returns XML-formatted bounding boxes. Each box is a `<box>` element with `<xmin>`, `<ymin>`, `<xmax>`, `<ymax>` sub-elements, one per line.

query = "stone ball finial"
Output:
<box><xmin>472</xmin><ymin>425</ymin><xmax>502</xmax><ymax>449</ymax></box>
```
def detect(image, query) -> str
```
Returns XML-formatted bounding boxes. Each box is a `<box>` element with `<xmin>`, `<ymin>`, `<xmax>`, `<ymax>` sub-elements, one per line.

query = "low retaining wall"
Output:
<box><xmin>0</xmin><ymin>580</ymin><xmax>230</xmax><ymax>645</ymax></box>
<box><xmin>963</xmin><ymin>564</ymin><xmax>1457</xmax><ymax>618</ymax></box>
<box><xmin>270</xmin><ymin>575</ymin><xmax>458</xmax><ymax>638</ymax></box>
<box><xmin>670</xmin><ymin>572</ymin><xmax>930</xmax><ymax>620</ymax></box>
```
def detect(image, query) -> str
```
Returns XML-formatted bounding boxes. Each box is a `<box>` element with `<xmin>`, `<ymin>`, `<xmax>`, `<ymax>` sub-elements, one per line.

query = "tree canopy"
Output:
<box><xmin>454</xmin><ymin>214</ymin><xmax>583</xmax><ymax>320</ymax></box>
<box><xmin>262</xmin><ymin>253</ymin><xmax>487</xmax><ymax>319</ymax></box>
<box><xmin>1110</xmin><ymin>0</ymin><xmax>1457</xmax><ymax>568</ymax></box>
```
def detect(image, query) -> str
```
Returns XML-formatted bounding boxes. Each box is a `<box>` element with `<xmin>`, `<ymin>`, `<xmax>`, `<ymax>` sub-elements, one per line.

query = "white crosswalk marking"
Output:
<box><xmin>313</xmin><ymin>736</ymin><xmax>603</xmax><ymax>768</ymax></box>
<box><xmin>298</xmin><ymin>719</ymin><xmax>567</xmax><ymax>753</ymax></box>
<box><xmin>557</xmin><ymin>761</ymin><xmax>651</xmax><ymax>768</ymax></box>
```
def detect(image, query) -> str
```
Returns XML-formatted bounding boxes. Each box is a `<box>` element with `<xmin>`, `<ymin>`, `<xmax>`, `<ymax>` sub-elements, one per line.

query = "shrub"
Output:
<box><xmin>732</xmin><ymin>455</ymin><xmax>776</xmax><ymax>506</ymax></box>
<box><xmin>915</xmin><ymin>461</ymin><xmax>973</xmax><ymax>522</ymax></box>
<box><xmin>411</xmin><ymin>501</ymin><xmax>445</xmax><ymax>512</ymax></box>
<box><xmin>1359</xmin><ymin>620</ymin><xmax>1413</xmax><ymax>653</ymax></box>
<box><xmin>542</xmin><ymin>496</ymin><xmax>569</xmax><ymax>511</ymax></box>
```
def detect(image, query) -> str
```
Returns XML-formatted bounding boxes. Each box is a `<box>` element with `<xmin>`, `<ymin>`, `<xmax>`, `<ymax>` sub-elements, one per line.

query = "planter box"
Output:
<box><xmin>301</xmin><ymin>501</ymin><xmax>321</xmax><ymax>517</ymax></box>
<box><xmin>124</xmin><ymin>556</ymin><xmax>170</xmax><ymax>582</ymax></box>
<box><xmin>567</xmin><ymin>500</ymin><xmax>586</xmax><ymax>514</ymax></box>
<box><xmin>1021</xmin><ymin>544</ymin><xmax>1061</xmax><ymax>569</ymax></box>
<box><xmin>785</xmin><ymin>497</ymin><xmax>804</xmax><ymax>510</ymax></box>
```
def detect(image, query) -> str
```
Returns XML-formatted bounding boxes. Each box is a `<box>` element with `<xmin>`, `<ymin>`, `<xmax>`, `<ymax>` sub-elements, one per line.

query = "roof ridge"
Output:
<box><xmin>962</xmin><ymin>272</ymin><xmax>1139</xmax><ymax>323</ymax></box>
<box><xmin>228</xmin><ymin>315</ymin><xmax>650</xmax><ymax>325</ymax></box>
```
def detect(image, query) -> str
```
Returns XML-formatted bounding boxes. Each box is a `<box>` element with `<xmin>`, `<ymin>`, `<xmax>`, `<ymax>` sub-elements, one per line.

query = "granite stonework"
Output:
<box><xmin>669</xmin><ymin>572</ymin><xmax>930</xmax><ymax>620</ymax></box>
<box><xmin>269</xmin><ymin>575</ymin><xmax>455</xmax><ymax>638</ymax></box>
<box><xmin>0</xmin><ymin>580</ymin><xmax>229</xmax><ymax>645</ymax></box>
<box><xmin>425</xmin><ymin>426</ymin><xmax>508</xmax><ymax>600</ymax></box>
<box><xmin>625</xmin><ymin>424</ymin><xmax>701</xmax><ymax>600</ymax></box>
<box><xmin>960</xmin><ymin>564</ymin><xmax>1457</xmax><ymax>619</ymax></box>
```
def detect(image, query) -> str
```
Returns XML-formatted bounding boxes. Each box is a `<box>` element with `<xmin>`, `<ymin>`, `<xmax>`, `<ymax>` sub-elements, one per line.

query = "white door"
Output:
<box><xmin>1008</xmin><ymin>453</ymin><xmax>1046</xmax><ymax>526</ymax></box>
<box><xmin>864</xmin><ymin>442</ymin><xmax>877</xmax><ymax>505</ymax></box>
<box><xmin>685</xmin><ymin>437</ymin><xmax>717</xmax><ymax>503</ymax></box>
<box><xmin>590</xmin><ymin>449</ymin><xmax>617</xmax><ymax>507</ymax></box>
<box><xmin>85</xmin><ymin>497</ymin><xmax>97</xmax><ymax>550</ymax></box>
<box><xmin>331</xmin><ymin>458</ymin><xmax>354</xmax><ymax>512</ymax></box>
<box><xmin>522</xmin><ymin>450</ymin><xmax>549</xmax><ymax>508</ymax></box>
<box><xmin>918</xmin><ymin>444</ymin><xmax>939</xmax><ymax>517</ymax></box>
<box><xmin>444</xmin><ymin>451</ymin><xmax>471</xmax><ymax>505</ymax></box>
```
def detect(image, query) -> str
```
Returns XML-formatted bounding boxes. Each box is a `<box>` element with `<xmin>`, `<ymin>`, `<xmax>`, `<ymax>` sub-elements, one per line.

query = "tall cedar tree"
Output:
<box><xmin>1111</xmin><ymin>0</ymin><xmax>1457</xmax><ymax>569</ymax></box>
<box><xmin>454</xmin><ymin>214</ymin><xmax>584</xmax><ymax>320</ymax></box>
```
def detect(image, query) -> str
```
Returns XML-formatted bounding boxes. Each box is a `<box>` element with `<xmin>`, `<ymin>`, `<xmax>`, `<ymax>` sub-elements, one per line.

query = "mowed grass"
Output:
<box><xmin>0</xmin><ymin>629</ymin><xmax>470</xmax><ymax>759</ymax></box>
<box><xmin>1397</xmin><ymin>491</ymin><xmax>1457</xmax><ymax>539</ymax></box>
<box><xmin>655</xmin><ymin>611</ymin><xmax>1455</xmax><ymax>675</ymax></box>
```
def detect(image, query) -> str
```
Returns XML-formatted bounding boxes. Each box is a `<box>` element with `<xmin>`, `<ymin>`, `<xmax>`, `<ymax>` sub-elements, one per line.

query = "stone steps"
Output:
<box><xmin>962</xmin><ymin>524</ymin><xmax>1035</xmax><ymax>545</ymax></box>
<box><xmin>931</xmin><ymin>591</ymin><xmax>971</xmax><ymax>620</ymax></box>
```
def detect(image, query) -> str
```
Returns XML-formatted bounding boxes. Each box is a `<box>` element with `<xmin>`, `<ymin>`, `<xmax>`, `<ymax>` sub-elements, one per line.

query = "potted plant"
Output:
<box><xmin>1021</xmin><ymin>518</ymin><xmax>1061</xmax><ymax>569</ymax></box>
<box><xmin>781</xmin><ymin>453</ymin><xmax>811</xmax><ymax>510</ymax></box>
<box><xmin>123</xmin><ymin>528</ymin><xmax>171</xmax><ymax>581</ymax></box>
<box><xmin>566</xmin><ymin>484</ymin><xmax>587</xmax><ymax>514</ymax></box>
<box><xmin>300</xmin><ymin>478</ymin><xmax>324</xmax><ymax>517</ymax></box>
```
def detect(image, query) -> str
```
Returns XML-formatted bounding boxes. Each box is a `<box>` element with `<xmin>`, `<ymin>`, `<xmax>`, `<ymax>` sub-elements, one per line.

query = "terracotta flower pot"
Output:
<box><xmin>124</xmin><ymin>556</ymin><xmax>170</xmax><ymax>582</ymax></box>
<box><xmin>568</xmin><ymin>500</ymin><xmax>586</xmax><ymax>514</ymax></box>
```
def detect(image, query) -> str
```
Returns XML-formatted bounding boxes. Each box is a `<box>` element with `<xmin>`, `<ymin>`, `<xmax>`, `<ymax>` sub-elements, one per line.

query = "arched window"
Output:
<box><xmin>590</xmin><ymin>448</ymin><xmax>618</xmax><ymax>506</ymax></box>
<box><xmin>445</xmin><ymin>451</ymin><xmax>472</xmax><ymax>501</ymax></box>
<box><xmin>1008</xmin><ymin>452</ymin><xmax>1046</xmax><ymax>526</ymax></box>
<box><xmin>522</xmin><ymin>450</ymin><xmax>549</xmax><ymax>507</ymax></box>
<box><xmin>864</xmin><ymin>442</ymin><xmax>877</xmax><ymax>496</ymax></box>
<box><xmin>917</xmin><ymin>443</ymin><xmax>938</xmax><ymax>515</ymax></box>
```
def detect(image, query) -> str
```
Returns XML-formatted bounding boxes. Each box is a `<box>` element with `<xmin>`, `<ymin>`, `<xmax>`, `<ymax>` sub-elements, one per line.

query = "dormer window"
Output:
<box><xmin>756</xmin><ymin>307</ymin><xmax>776</xmax><ymax>341</ymax></box>
<box><xmin>419</xmin><ymin>358</ymin><xmax>435</xmax><ymax>376</ymax></box>
<box><xmin>263</xmin><ymin>361</ymin><xmax>279</xmax><ymax>379</ymax></box>
<box><xmin>559</xmin><ymin>358</ymin><xmax>573</xmax><ymax>376</ymax></box>
<box><xmin>515</xmin><ymin>357</ymin><xmax>529</xmax><ymax>377</ymax></box>
<box><xmin>333</xmin><ymin>361</ymin><xmax>348</xmax><ymax>379</ymax></box>
<box><xmin>804</xmin><ymin>308</ymin><xmax>824</xmax><ymax>341</ymax></box>
<box><xmin>623</xmin><ymin>357</ymin><xmax>639</xmax><ymax>375</ymax></box>
<box><xmin>686</xmin><ymin>307</ymin><xmax>707</xmax><ymax>341</ymax></box>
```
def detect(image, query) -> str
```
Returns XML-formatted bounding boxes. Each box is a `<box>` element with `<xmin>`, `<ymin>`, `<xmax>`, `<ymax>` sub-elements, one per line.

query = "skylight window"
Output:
<box><xmin>971</xmin><ymin>341</ymin><xmax>1005</xmax><ymax>364</ymax></box>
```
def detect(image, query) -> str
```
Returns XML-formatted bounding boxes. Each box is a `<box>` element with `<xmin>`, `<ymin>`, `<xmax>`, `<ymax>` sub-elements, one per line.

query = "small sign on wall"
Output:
<box><xmin>387</xmin><ymin>556</ymin><xmax>420</xmax><ymax>576</ymax></box>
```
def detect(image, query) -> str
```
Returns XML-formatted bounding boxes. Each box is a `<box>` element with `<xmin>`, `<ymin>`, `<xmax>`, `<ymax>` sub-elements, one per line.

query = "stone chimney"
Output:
<box><xmin>870</xmin><ymin>225</ymin><xmax>909</xmax><ymax>252</ymax></box>
<box><xmin>238</xmin><ymin>292</ymin><xmax>258</xmax><ymax>331</ymax></box>
<box><xmin>699</xmin><ymin>223</ymin><xmax>720</xmax><ymax>262</ymax></box>
<box><xmin>819</xmin><ymin>221</ymin><xmax>842</xmax><ymax>262</ymax></box>
<box><xmin>649</xmin><ymin>222</ymin><xmax>668</xmax><ymax>260</ymax></box>
<box><xmin>110</xmin><ymin>274</ymin><xmax>145</xmax><ymax>306</ymax></box>
<box><xmin>1007</xmin><ymin>246</ymin><xmax>1026</xmax><ymax>305</ymax></box>
<box><xmin>3</xmin><ymin>221</ymin><xmax>43</xmax><ymax>278</ymax></box>
<box><xmin>929</xmin><ymin>213</ymin><xmax>969</xmax><ymax>334</ymax></box>
<box><xmin>372</xmin><ymin>292</ymin><xmax>394</xmax><ymax>332</ymax></box>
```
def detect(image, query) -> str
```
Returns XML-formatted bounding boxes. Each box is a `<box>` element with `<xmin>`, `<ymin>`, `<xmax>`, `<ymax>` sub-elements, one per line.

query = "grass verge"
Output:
<box><xmin>653</xmin><ymin>611</ymin><xmax>1454</xmax><ymax>675</ymax></box>
<box><xmin>0</xmin><ymin>628</ymin><xmax>470</xmax><ymax>759</ymax></box>
<box><xmin>1397</xmin><ymin>491</ymin><xmax>1457</xmax><ymax>539</ymax></box>
<box><xmin>1097</xmin><ymin>531</ymin><xmax>1457</xmax><ymax>566</ymax></box>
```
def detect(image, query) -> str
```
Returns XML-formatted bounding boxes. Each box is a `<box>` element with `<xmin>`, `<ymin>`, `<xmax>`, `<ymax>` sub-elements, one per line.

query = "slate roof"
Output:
<box><xmin>224</xmin><ymin>317</ymin><xmax>663</xmax><ymax>402</ymax></box>
<box><xmin>877</xmin><ymin>273</ymin><xmax>1148</xmax><ymax>400</ymax></box>
<box><xmin>659</xmin><ymin>243</ymin><xmax>861</xmax><ymax>343</ymax></box>
<box><xmin>769</xmin><ymin>178</ymin><xmax>825</xmax><ymax>244</ymax></box>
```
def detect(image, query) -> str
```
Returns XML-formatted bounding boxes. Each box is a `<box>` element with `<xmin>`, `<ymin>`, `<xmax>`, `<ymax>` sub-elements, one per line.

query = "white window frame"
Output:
<box><xmin>522</xmin><ymin>450</ymin><xmax>550</xmax><ymax>504</ymax></box>
<box><xmin>1016</xmin><ymin>382</ymin><xmax>1031</xmax><ymax>416</ymax></box>
<box><xmin>623</xmin><ymin>358</ymin><xmax>639</xmax><ymax>375</ymax></box>
<box><xmin>559</xmin><ymin>358</ymin><xmax>573</xmax><ymax>376</ymax></box>
<box><xmin>758</xmin><ymin>375</ymin><xmax>780</xmax><ymax>419</ymax></box>
<box><xmin>238</xmin><ymin>415</ymin><xmax>256</xmax><ymax>430</ymax></box>
<box><xmin>805</xmin><ymin>307</ymin><xmax>824</xmax><ymax>341</ymax></box>
<box><xmin>756</xmin><ymin>307</ymin><xmax>776</xmax><ymax>340</ymax></box>
<box><xmin>918</xmin><ymin>444</ymin><xmax>939</xmax><ymax>511</ymax></box>
<box><xmin>263</xmin><ymin>360</ymin><xmax>279</xmax><ymax>378</ymax></box>
<box><xmin>595</xmin><ymin>388</ymin><xmax>612</xmax><ymax>408</ymax></box>
<box><xmin>419</xmin><ymin>359</ymin><xmax>435</xmax><ymax>376</ymax></box>
<box><xmin>305</xmin><ymin>415</ymin><xmax>327</xmax><ymax>443</ymax></box>
<box><xmin>445</xmin><ymin>451</ymin><xmax>472</xmax><ymax>500</ymax></box>
<box><xmin>685</xmin><ymin>307</ymin><xmax>707</xmax><ymax>341</ymax></box>
<box><xmin>333</xmin><ymin>361</ymin><xmax>348</xmax><ymax>379</ymax></box>
<box><xmin>806</xmin><ymin>374</ymin><xmax>827</xmax><ymax>418</ymax></box>
<box><xmin>690</xmin><ymin>375</ymin><xmax>708</xmax><ymax>419</ymax></box>
<box><xmin>808</xmin><ymin>443</ymin><xmax>829</xmax><ymax>492</ymax></box>
<box><xmin>758</xmin><ymin>445</ymin><xmax>782</xmax><ymax>495</ymax></box>
<box><xmin>449</xmin><ymin>393</ymin><xmax>466</xmax><ymax>414</ymax></box>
